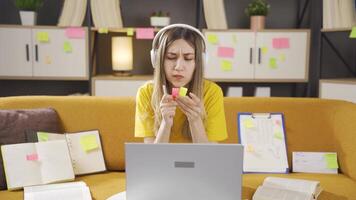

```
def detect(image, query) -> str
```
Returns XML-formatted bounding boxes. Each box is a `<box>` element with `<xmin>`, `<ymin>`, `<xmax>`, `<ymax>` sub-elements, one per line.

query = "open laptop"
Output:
<box><xmin>125</xmin><ymin>143</ymin><xmax>244</xmax><ymax>200</ymax></box>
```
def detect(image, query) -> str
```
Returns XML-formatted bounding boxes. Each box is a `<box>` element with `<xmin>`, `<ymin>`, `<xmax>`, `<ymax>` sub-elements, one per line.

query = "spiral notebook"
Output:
<box><xmin>238</xmin><ymin>113</ymin><xmax>289</xmax><ymax>173</ymax></box>
<box><xmin>26</xmin><ymin>130</ymin><xmax>106</xmax><ymax>175</ymax></box>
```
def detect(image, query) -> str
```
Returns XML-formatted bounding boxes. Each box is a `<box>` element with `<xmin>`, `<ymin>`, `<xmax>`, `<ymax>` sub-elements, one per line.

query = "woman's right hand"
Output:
<box><xmin>160</xmin><ymin>94</ymin><xmax>177</xmax><ymax>126</ymax></box>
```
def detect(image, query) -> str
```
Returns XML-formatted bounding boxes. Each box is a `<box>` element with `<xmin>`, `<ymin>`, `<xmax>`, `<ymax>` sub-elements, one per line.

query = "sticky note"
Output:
<box><xmin>179</xmin><ymin>87</ymin><xmax>188</xmax><ymax>97</ymax></box>
<box><xmin>269</xmin><ymin>58</ymin><xmax>277</xmax><ymax>69</ymax></box>
<box><xmin>26</xmin><ymin>153</ymin><xmax>38</xmax><ymax>161</ymax></box>
<box><xmin>63</xmin><ymin>41</ymin><xmax>72</xmax><ymax>53</ymax></box>
<box><xmin>349</xmin><ymin>27</ymin><xmax>356</xmax><ymax>38</ymax></box>
<box><xmin>220</xmin><ymin>60</ymin><xmax>232</xmax><ymax>71</ymax></box>
<box><xmin>273</xmin><ymin>38</ymin><xmax>290</xmax><ymax>49</ymax></box>
<box><xmin>98</xmin><ymin>28</ymin><xmax>109</xmax><ymax>34</ymax></box>
<box><xmin>279</xmin><ymin>54</ymin><xmax>286</xmax><ymax>62</ymax></box>
<box><xmin>232</xmin><ymin>35</ymin><xmax>238</xmax><ymax>44</ymax></box>
<box><xmin>127</xmin><ymin>28</ymin><xmax>134</xmax><ymax>36</ymax></box>
<box><xmin>65</xmin><ymin>27</ymin><xmax>85</xmax><ymax>38</ymax></box>
<box><xmin>80</xmin><ymin>135</ymin><xmax>99</xmax><ymax>152</ymax></box>
<box><xmin>246</xmin><ymin>144</ymin><xmax>254</xmax><ymax>153</ymax></box>
<box><xmin>243</xmin><ymin>119</ymin><xmax>254</xmax><ymax>129</ymax></box>
<box><xmin>325</xmin><ymin>153</ymin><xmax>338</xmax><ymax>169</ymax></box>
<box><xmin>172</xmin><ymin>87</ymin><xmax>179</xmax><ymax>99</ymax></box>
<box><xmin>275</xmin><ymin>120</ymin><xmax>282</xmax><ymax>127</ymax></box>
<box><xmin>274</xmin><ymin>131</ymin><xmax>283</xmax><ymax>140</ymax></box>
<box><xmin>38</xmin><ymin>132</ymin><xmax>49</xmax><ymax>142</ymax></box>
<box><xmin>36</xmin><ymin>32</ymin><xmax>49</xmax><ymax>42</ymax></box>
<box><xmin>45</xmin><ymin>55</ymin><xmax>52</xmax><ymax>64</ymax></box>
<box><xmin>262</xmin><ymin>46</ymin><xmax>268</xmax><ymax>54</ymax></box>
<box><xmin>217</xmin><ymin>47</ymin><xmax>234</xmax><ymax>58</ymax></box>
<box><xmin>207</xmin><ymin>34</ymin><xmax>218</xmax><ymax>44</ymax></box>
<box><xmin>136</xmin><ymin>28</ymin><xmax>154</xmax><ymax>39</ymax></box>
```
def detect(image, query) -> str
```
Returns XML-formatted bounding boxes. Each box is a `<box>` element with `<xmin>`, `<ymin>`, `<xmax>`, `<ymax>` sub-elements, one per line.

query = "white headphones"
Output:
<box><xmin>150</xmin><ymin>23</ymin><xmax>207</xmax><ymax>69</ymax></box>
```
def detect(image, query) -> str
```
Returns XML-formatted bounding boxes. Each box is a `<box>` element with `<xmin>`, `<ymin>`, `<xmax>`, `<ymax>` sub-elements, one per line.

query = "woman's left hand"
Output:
<box><xmin>175</xmin><ymin>92</ymin><xmax>205</xmax><ymax>123</ymax></box>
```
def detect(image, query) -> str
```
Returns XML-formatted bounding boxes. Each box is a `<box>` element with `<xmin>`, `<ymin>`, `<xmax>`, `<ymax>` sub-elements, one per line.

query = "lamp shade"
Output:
<box><xmin>112</xmin><ymin>37</ymin><xmax>133</xmax><ymax>71</ymax></box>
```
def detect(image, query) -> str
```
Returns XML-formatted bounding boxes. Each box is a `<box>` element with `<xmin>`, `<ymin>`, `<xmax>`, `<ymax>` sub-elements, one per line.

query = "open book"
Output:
<box><xmin>253</xmin><ymin>177</ymin><xmax>322</xmax><ymax>200</ymax></box>
<box><xmin>26</xmin><ymin>130</ymin><xmax>106</xmax><ymax>175</ymax></box>
<box><xmin>24</xmin><ymin>181</ymin><xmax>91</xmax><ymax>200</ymax></box>
<box><xmin>1</xmin><ymin>140</ymin><xmax>74</xmax><ymax>190</ymax></box>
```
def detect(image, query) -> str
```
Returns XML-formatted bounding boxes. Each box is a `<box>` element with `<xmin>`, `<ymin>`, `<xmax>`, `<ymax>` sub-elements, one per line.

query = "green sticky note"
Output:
<box><xmin>37</xmin><ymin>132</ymin><xmax>49</xmax><ymax>142</ymax></box>
<box><xmin>232</xmin><ymin>35</ymin><xmax>238</xmax><ymax>44</ymax></box>
<box><xmin>127</xmin><ymin>28</ymin><xmax>134</xmax><ymax>36</ymax></box>
<box><xmin>221</xmin><ymin>60</ymin><xmax>232</xmax><ymax>71</ymax></box>
<box><xmin>207</xmin><ymin>34</ymin><xmax>218</xmax><ymax>44</ymax></box>
<box><xmin>243</xmin><ymin>119</ymin><xmax>254</xmax><ymax>129</ymax></box>
<box><xmin>274</xmin><ymin>131</ymin><xmax>283</xmax><ymax>140</ymax></box>
<box><xmin>269</xmin><ymin>57</ymin><xmax>277</xmax><ymax>69</ymax></box>
<box><xmin>36</xmin><ymin>32</ymin><xmax>49</xmax><ymax>42</ymax></box>
<box><xmin>325</xmin><ymin>153</ymin><xmax>338</xmax><ymax>169</ymax></box>
<box><xmin>349</xmin><ymin>27</ymin><xmax>356</xmax><ymax>38</ymax></box>
<box><xmin>98</xmin><ymin>28</ymin><xmax>109</xmax><ymax>34</ymax></box>
<box><xmin>262</xmin><ymin>46</ymin><xmax>268</xmax><ymax>54</ymax></box>
<box><xmin>63</xmin><ymin>41</ymin><xmax>72</xmax><ymax>53</ymax></box>
<box><xmin>179</xmin><ymin>87</ymin><xmax>188</xmax><ymax>97</ymax></box>
<box><xmin>279</xmin><ymin>54</ymin><xmax>286</xmax><ymax>62</ymax></box>
<box><xmin>80</xmin><ymin>135</ymin><xmax>99</xmax><ymax>152</ymax></box>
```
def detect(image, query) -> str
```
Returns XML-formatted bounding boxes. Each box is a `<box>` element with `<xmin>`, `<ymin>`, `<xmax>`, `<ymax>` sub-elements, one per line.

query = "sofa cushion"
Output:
<box><xmin>0</xmin><ymin>108</ymin><xmax>62</xmax><ymax>190</ymax></box>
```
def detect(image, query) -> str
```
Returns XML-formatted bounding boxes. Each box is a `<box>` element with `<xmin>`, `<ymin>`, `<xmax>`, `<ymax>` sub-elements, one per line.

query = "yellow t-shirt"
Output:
<box><xmin>134</xmin><ymin>80</ymin><xmax>228</xmax><ymax>142</ymax></box>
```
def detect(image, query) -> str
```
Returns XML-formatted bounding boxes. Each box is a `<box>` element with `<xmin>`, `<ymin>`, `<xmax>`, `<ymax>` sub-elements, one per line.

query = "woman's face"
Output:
<box><xmin>164</xmin><ymin>39</ymin><xmax>195</xmax><ymax>88</ymax></box>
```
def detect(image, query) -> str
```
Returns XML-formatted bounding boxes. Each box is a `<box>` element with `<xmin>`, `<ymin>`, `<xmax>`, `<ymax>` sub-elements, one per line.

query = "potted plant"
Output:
<box><xmin>14</xmin><ymin>0</ymin><xmax>44</xmax><ymax>25</ymax></box>
<box><xmin>150</xmin><ymin>11</ymin><xmax>170</xmax><ymax>27</ymax></box>
<box><xmin>245</xmin><ymin>0</ymin><xmax>270</xmax><ymax>31</ymax></box>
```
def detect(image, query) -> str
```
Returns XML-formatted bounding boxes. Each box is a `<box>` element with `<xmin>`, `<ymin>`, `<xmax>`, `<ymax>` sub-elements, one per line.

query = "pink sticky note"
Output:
<box><xmin>136</xmin><ymin>28</ymin><xmax>154</xmax><ymax>39</ymax></box>
<box><xmin>217</xmin><ymin>47</ymin><xmax>234</xmax><ymax>58</ymax></box>
<box><xmin>273</xmin><ymin>38</ymin><xmax>290</xmax><ymax>49</ymax></box>
<box><xmin>65</xmin><ymin>27</ymin><xmax>85</xmax><ymax>39</ymax></box>
<box><xmin>26</xmin><ymin>153</ymin><xmax>38</xmax><ymax>161</ymax></box>
<box><xmin>172</xmin><ymin>88</ymin><xmax>179</xmax><ymax>99</ymax></box>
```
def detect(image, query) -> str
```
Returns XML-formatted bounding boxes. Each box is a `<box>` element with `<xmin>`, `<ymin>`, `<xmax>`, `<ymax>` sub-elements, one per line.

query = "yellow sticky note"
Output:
<box><xmin>349</xmin><ymin>27</ymin><xmax>356</xmax><ymax>38</ymax></box>
<box><xmin>221</xmin><ymin>60</ymin><xmax>232</xmax><ymax>71</ymax></box>
<box><xmin>262</xmin><ymin>46</ymin><xmax>268</xmax><ymax>54</ymax></box>
<box><xmin>279</xmin><ymin>54</ymin><xmax>286</xmax><ymax>62</ymax></box>
<box><xmin>246</xmin><ymin>144</ymin><xmax>254</xmax><ymax>153</ymax></box>
<box><xmin>36</xmin><ymin>32</ymin><xmax>49</xmax><ymax>42</ymax></box>
<box><xmin>325</xmin><ymin>153</ymin><xmax>338</xmax><ymax>169</ymax></box>
<box><xmin>179</xmin><ymin>87</ymin><xmax>188</xmax><ymax>97</ymax></box>
<box><xmin>274</xmin><ymin>131</ymin><xmax>283</xmax><ymax>140</ymax></box>
<box><xmin>232</xmin><ymin>35</ymin><xmax>238</xmax><ymax>44</ymax></box>
<box><xmin>98</xmin><ymin>28</ymin><xmax>109</xmax><ymax>34</ymax></box>
<box><xmin>243</xmin><ymin>119</ymin><xmax>254</xmax><ymax>129</ymax></box>
<box><xmin>269</xmin><ymin>57</ymin><xmax>277</xmax><ymax>69</ymax></box>
<box><xmin>80</xmin><ymin>135</ymin><xmax>99</xmax><ymax>152</ymax></box>
<box><xmin>63</xmin><ymin>41</ymin><xmax>72</xmax><ymax>53</ymax></box>
<box><xmin>127</xmin><ymin>28</ymin><xmax>134</xmax><ymax>36</ymax></box>
<box><xmin>37</xmin><ymin>132</ymin><xmax>49</xmax><ymax>142</ymax></box>
<box><xmin>207</xmin><ymin>34</ymin><xmax>218</xmax><ymax>44</ymax></box>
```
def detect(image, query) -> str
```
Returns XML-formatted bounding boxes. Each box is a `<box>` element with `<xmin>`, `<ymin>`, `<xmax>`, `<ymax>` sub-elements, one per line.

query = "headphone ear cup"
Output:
<box><xmin>150</xmin><ymin>49</ymin><xmax>156</xmax><ymax>69</ymax></box>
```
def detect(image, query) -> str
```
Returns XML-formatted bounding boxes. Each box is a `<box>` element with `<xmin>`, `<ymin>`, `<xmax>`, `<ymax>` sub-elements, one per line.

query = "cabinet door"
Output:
<box><xmin>32</xmin><ymin>28</ymin><xmax>88</xmax><ymax>78</ymax></box>
<box><xmin>0</xmin><ymin>28</ymin><xmax>33</xmax><ymax>76</ymax></box>
<box><xmin>204</xmin><ymin>31</ymin><xmax>255</xmax><ymax>80</ymax></box>
<box><xmin>93</xmin><ymin>79</ymin><xmax>147</xmax><ymax>97</ymax></box>
<box><xmin>254</xmin><ymin>31</ymin><xmax>309</xmax><ymax>81</ymax></box>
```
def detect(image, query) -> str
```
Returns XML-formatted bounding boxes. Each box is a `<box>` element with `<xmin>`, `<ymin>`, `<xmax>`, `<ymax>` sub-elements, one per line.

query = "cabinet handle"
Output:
<box><xmin>26</xmin><ymin>44</ymin><xmax>29</xmax><ymax>61</ymax></box>
<box><xmin>249</xmin><ymin>48</ymin><xmax>253</xmax><ymax>64</ymax></box>
<box><xmin>35</xmin><ymin>44</ymin><xmax>38</xmax><ymax>61</ymax></box>
<box><xmin>258</xmin><ymin>47</ymin><xmax>261</xmax><ymax>64</ymax></box>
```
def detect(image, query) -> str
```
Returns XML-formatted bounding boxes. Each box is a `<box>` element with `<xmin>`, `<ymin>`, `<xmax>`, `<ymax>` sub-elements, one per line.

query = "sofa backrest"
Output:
<box><xmin>0</xmin><ymin>96</ymin><xmax>355</xmax><ymax>180</ymax></box>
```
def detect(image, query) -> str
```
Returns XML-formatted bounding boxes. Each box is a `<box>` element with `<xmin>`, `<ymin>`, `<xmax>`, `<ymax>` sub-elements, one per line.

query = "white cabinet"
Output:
<box><xmin>204</xmin><ymin>30</ymin><xmax>310</xmax><ymax>82</ymax></box>
<box><xmin>92</xmin><ymin>75</ymin><xmax>153</xmax><ymax>97</ymax></box>
<box><xmin>319</xmin><ymin>79</ymin><xmax>356</xmax><ymax>103</ymax></box>
<box><xmin>0</xmin><ymin>26</ymin><xmax>88</xmax><ymax>80</ymax></box>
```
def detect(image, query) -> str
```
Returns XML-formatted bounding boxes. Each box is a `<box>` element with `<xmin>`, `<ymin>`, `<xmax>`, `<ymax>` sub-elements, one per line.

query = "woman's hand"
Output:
<box><xmin>160</xmin><ymin>94</ymin><xmax>177</xmax><ymax>126</ymax></box>
<box><xmin>176</xmin><ymin>92</ymin><xmax>205</xmax><ymax>123</ymax></box>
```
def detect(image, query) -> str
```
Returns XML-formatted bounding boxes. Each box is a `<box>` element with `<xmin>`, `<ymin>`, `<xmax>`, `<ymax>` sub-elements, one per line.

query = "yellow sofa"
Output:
<box><xmin>0</xmin><ymin>96</ymin><xmax>356</xmax><ymax>200</ymax></box>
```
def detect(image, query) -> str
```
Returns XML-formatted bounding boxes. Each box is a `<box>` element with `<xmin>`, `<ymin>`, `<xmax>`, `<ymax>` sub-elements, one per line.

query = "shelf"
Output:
<box><xmin>92</xmin><ymin>74</ymin><xmax>153</xmax><ymax>81</ymax></box>
<box><xmin>321</xmin><ymin>28</ymin><xmax>352</xmax><ymax>33</ymax></box>
<box><xmin>0</xmin><ymin>76</ymin><xmax>89</xmax><ymax>81</ymax></box>
<box><xmin>320</xmin><ymin>78</ymin><xmax>356</xmax><ymax>85</ymax></box>
<box><xmin>0</xmin><ymin>24</ymin><xmax>88</xmax><ymax>30</ymax></box>
<box><xmin>90</xmin><ymin>27</ymin><xmax>161</xmax><ymax>33</ymax></box>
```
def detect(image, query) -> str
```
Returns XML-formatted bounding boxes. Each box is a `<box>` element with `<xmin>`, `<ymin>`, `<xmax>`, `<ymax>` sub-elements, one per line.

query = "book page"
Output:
<box><xmin>24</xmin><ymin>181</ymin><xmax>86</xmax><ymax>193</ymax></box>
<box><xmin>66</xmin><ymin>130</ymin><xmax>106</xmax><ymax>175</ymax></box>
<box><xmin>36</xmin><ymin>140</ymin><xmax>74</xmax><ymax>183</ymax></box>
<box><xmin>25</xmin><ymin>185</ymin><xmax>91</xmax><ymax>200</ymax></box>
<box><xmin>1</xmin><ymin>143</ymin><xmax>42</xmax><ymax>189</ymax></box>
<box><xmin>253</xmin><ymin>186</ymin><xmax>312</xmax><ymax>200</ymax></box>
<box><xmin>239</xmin><ymin>113</ymin><xmax>289</xmax><ymax>172</ymax></box>
<box><xmin>263</xmin><ymin>177</ymin><xmax>320</xmax><ymax>196</ymax></box>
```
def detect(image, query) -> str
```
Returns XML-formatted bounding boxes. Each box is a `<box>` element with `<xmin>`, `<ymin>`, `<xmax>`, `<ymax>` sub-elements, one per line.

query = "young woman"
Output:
<box><xmin>135</xmin><ymin>24</ymin><xmax>227</xmax><ymax>143</ymax></box>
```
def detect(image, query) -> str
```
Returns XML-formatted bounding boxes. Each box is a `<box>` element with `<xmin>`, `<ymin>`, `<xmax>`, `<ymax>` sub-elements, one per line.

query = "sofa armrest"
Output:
<box><xmin>333</xmin><ymin>102</ymin><xmax>356</xmax><ymax>181</ymax></box>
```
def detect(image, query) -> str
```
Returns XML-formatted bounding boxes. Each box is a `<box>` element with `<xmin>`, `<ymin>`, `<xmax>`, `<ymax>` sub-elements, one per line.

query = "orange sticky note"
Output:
<box><xmin>217</xmin><ymin>47</ymin><xmax>235</xmax><ymax>58</ymax></box>
<box><xmin>65</xmin><ymin>27</ymin><xmax>85</xmax><ymax>38</ymax></box>
<box><xmin>273</xmin><ymin>38</ymin><xmax>290</xmax><ymax>49</ymax></box>
<box><xmin>136</xmin><ymin>28</ymin><xmax>154</xmax><ymax>39</ymax></box>
<box><xmin>26</xmin><ymin>153</ymin><xmax>38</xmax><ymax>161</ymax></box>
<box><xmin>80</xmin><ymin>135</ymin><xmax>99</xmax><ymax>152</ymax></box>
<box><xmin>246</xmin><ymin>144</ymin><xmax>254</xmax><ymax>153</ymax></box>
